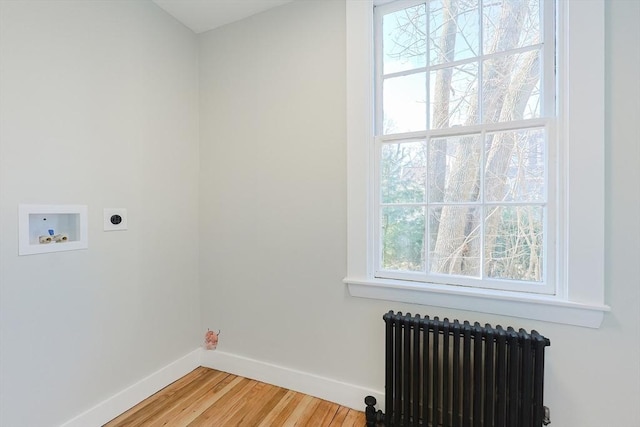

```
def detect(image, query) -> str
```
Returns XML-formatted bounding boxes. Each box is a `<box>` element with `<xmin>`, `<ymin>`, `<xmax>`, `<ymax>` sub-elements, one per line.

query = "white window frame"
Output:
<box><xmin>372</xmin><ymin>0</ymin><xmax>556</xmax><ymax>295</ymax></box>
<box><xmin>344</xmin><ymin>0</ymin><xmax>610</xmax><ymax>328</ymax></box>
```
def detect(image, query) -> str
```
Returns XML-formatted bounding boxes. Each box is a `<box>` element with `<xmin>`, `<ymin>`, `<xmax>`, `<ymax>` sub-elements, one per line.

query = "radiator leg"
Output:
<box><xmin>543</xmin><ymin>406</ymin><xmax>551</xmax><ymax>425</ymax></box>
<box><xmin>365</xmin><ymin>396</ymin><xmax>384</xmax><ymax>426</ymax></box>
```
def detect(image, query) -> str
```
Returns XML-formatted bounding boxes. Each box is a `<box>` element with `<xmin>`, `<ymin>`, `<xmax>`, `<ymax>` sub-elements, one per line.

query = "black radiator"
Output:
<box><xmin>365</xmin><ymin>311</ymin><xmax>551</xmax><ymax>427</ymax></box>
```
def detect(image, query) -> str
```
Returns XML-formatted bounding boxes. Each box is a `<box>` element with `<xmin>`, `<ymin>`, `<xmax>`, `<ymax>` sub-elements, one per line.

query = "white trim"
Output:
<box><xmin>59</xmin><ymin>349</ymin><xmax>201</xmax><ymax>427</ymax></box>
<box><xmin>59</xmin><ymin>347</ymin><xmax>384</xmax><ymax>427</ymax></box>
<box><xmin>559</xmin><ymin>0</ymin><xmax>606</xmax><ymax>305</ymax></box>
<box><xmin>201</xmin><ymin>350</ymin><xmax>384</xmax><ymax>412</ymax></box>
<box><xmin>345</xmin><ymin>277</ymin><xmax>609</xmax><ymax>328</ymax></box>
<box><xmin>346</xmin><ymin>0</ymin><xmax>375</xmax><ymax>282</ymax></box>
<box><xmin>345</xmin><ymin>0</ymin><xmax>608</xmax><ymax>328</ymax></box>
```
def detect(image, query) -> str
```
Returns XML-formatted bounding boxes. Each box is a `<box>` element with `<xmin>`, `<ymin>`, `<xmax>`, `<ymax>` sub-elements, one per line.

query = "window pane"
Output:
<box><xmin>381</xmin><ymin>206</ymin><xmax>426</xmax><ymax>271</ymax></box>
<box><xmin>429</xmin><ymin>134</ymin><xmax>481</xmax><ymax>203</ymax></box>
<box><xmin>482</xmin><ymin>50</ymin><xmax>541</xmax><ymax>123</ymax></box>
<box><xmin>383</xmin><ymin>4</ymin><xmax>427</xmax><ymax>74</ymax></box>
<box><xmin>485</xmin><ymin>128</ymin><xmax>545</xmax><ymax>202</ymax></box>
<box><xmin>483</xmin><ymin>0</ymin><xmax>541</xmax><ymax>55</ymax></box>
<box><xmin>430</xmin><ymin>62</ymin><xmax>478</xmax><ymax>128</ymax></box>
<box><xmin>381</xmin><ymin>141</ymin><xmax>426</xmax><ymax>204</ymax></box>
<box><xmin>383</xmin><ymin>73</ymin><xmax>426</xmax><ymax>134</ymax></box>
<box><xmin>429</xmin><ymin>0</ymin><xmax>479</xmax><ymax>65</ymax></box>
<box><xmin>485</xmin><ymin>205</ymin><xmax>543</xmax><ymax>282</ymax></box>
<box><xmin>429</xmin><ymin>206</ymin><xmax>481</xmax><ymax>277</ymax></box>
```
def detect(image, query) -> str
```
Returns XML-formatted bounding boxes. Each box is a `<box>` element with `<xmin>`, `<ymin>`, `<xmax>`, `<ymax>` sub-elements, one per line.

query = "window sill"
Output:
<box><xmin>344</xmin><ymin>277</ymin><xmax>610</xmax><ymax>328</ymax></box>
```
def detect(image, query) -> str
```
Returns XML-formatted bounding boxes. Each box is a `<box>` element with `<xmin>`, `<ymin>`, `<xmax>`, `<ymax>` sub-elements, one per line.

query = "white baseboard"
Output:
<box><xmin>201</xmin><ymin>349</ymin><xmax>384</xmax><ymax>412</ymax></box>
<box><xmin>59</xmin><ymin>348</ymin><xmax>384</xmax><ymax>427</ymax></box>
<box><xmin>59</xmin><ymin>349</ymin><xmax>201</xmax><ymax>427</ymax></box>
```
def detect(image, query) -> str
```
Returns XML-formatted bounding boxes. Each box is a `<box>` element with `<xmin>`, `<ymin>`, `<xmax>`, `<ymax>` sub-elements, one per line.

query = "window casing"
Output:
<box><xmin>345</xmin><ymin>0</ymin><xmax>609</xmax><ymax>328</ymax></box>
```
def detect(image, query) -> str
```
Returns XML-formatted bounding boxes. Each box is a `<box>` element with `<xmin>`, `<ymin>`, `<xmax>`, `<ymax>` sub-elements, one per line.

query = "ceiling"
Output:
<box><xmin>151</xmin><ymin>0</ymin><xmax>294</xmax><ymax>34</ymax></box>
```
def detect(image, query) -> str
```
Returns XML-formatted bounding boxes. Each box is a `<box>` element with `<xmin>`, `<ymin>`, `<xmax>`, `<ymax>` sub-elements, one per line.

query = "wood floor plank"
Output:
<box><xmin>176</xmin><ymin>376</ymin><xmax>248</xmax><ymax>426</ymax></box>
<box><xmin>281</xmin><ymin>394</ymin><xmax>320</xmax><ymax>427</ymax></box>
<box><xmin>137</xmin><ymin>369</ymin><xmax>228</xmax><ymax>426</ymax></box>
<box><xmin>226</xmin><ymin>382</ymin><xmax>287</xmax><ymax>426</ymax></box>
<box><xmin>256</xmin><ymin>390</ymin><xmax>304</xmax><ymax>427</ymax></box>
<box><xmin>145</xmin><ymin>370</ymin><xmax>232</xmax><ymax>427</ymax></box>
<box><xmin>167</xmin><ymin>373</ymin><xmax>241</xmax><ymax>425</ymax></box>
<box><xmin>306</xmin><ymin>399</ymin><xmax>341</xmax><ymax>427</ymax></box>
<box><xmin>103</xmin><ymin>368</ymin><xmax>366</xmax><ymax>427</ymax></box>
<box><xmin>341</xmin><ymin>409</ymin><xmax>366</xmax><ymax>427</ymax></box>
<box><xmin>327</xmin><ymin>406</ymin><xmax>350</xmax><ymax>426</ymax></box>
<box><xmin>104</xmin><ymin>367</ymin><xmax>212</xmax><ymax>427</ymax></box>
<box><xmin>187</xmin><ymin>379</ymin><xmax>261</xmax><ymax>426</ymax></box>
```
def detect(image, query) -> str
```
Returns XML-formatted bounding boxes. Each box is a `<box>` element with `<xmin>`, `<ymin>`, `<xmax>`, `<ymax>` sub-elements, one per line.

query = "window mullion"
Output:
<box><xmin>374</xmin><ymin>7</ymin><xmax>384</xmax><ymax>136</ymax></box>
<box><xmin>425</xmin><ymin>0</ymin><xmax>431</xmax><ymax>131</ymax></box>
<box><xmin>424</xmin><ymin>0</ymin><xmax>430</xmax><ymax>277</ymax></box>
<box><xmin>542</xmin><ymin>0</ymin><xmax>556</xmax><ymax>118</ymax></box>
<box><xmin>480</xmin><ymin>128</ymin><xmax>486</xmax><ymax>280</ymax></box>
<box><xmin>373</xmin><ymin>139</ymin><xmax>382</xmax><ymax>276</ymax></box>
<box><xmin>478</xmin><ymin>0</ymin><xmax>485</xmax><ymax>281</ymax></box>
<box><xmin>478</xmin><ymin>0</ymin><xmax>484</xmax><ymax>124</ymax></box>
<box><xmin>424</xmin><ymin>135</ymin><xmax>430</xmax><ymax>277</ymax></box>
<box><xmin>377</xmin><ymin>118</ymin><xmax>548</xmax><ymax>142</ymax></box>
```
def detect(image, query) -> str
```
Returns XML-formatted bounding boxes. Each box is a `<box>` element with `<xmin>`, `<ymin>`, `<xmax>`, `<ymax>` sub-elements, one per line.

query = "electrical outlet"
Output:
<box><xmin>104</xmin><ymin>208</ymin><xmax>127</xmax><ymax>231</ymax></box>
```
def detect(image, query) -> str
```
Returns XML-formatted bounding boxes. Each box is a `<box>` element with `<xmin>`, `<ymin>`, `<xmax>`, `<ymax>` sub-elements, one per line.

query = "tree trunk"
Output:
<box><xmin>483</xmin><ymin>50</ymin><xmax>541</xmax><ymax>280</ymax></box>
<box><xmin>431</xmin><ymin>0</ymin><xmax>534</xmax><ymax>277</ymax></box>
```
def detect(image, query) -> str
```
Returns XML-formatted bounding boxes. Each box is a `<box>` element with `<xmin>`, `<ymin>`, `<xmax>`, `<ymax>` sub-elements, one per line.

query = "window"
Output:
<box><xmin>345</xmin><ymin>0</ymin><xmax>609</xmax><ymax>328</ymax></box>
<box><xmin>374</xmin><ymin>0</ymin><xmax>554</xmax><ymax>294</ymax></box>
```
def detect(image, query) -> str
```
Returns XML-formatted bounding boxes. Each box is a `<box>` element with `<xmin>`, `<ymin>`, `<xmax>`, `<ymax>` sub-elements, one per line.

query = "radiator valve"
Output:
<box><xmin>364</xmin><ymin>396</ymin><xmax>384</xmax><ymax>426</ymax></box>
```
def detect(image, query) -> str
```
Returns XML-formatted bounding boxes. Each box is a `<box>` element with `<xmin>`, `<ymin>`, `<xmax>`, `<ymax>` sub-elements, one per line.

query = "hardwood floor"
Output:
<box><xmin>103</xmin><ymin>367</ymin><xmax>366</xmax><ymax>426</ymax></box>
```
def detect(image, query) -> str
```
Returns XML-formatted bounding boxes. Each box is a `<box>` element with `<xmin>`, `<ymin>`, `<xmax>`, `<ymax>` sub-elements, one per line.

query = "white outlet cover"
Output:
<box><xmin>104</xmin><ymin>208</ymin><xmax>128</xmax><ymax>231</ymax></box>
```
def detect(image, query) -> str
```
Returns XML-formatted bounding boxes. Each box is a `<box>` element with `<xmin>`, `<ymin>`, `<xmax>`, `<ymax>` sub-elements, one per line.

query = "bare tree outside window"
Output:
<box><xmin>377</xmin><ymin>0</ymin><xmax>547</xmax><ymax>288</ymax></box>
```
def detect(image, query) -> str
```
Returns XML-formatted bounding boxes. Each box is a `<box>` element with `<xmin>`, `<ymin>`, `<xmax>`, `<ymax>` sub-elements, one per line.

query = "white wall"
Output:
<box><xmin>0</xmin><ymin>1</ymin><xmax>200</xmax><ymax>426</ymax></box>
<box><xmin>199</xmin><ymin>1</ymin><xmax>639</xmax><ymax>426</ymax></box>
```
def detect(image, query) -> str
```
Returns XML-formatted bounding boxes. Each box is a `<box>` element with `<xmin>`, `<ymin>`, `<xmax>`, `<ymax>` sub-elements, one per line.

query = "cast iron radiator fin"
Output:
<box><xmin>365</xmin><ymin>311</ymin><xmax>551</xmax><ymax>427</ymax></box>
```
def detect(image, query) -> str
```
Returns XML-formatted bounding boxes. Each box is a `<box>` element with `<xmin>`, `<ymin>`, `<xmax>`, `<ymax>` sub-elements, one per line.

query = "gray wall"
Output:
<box><xmin>0</xmin><ymin>1</ymin><xmax>200</xmax><ymax>425</ymax></box>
